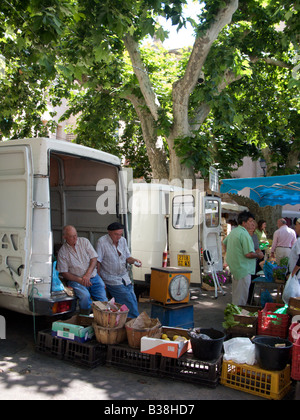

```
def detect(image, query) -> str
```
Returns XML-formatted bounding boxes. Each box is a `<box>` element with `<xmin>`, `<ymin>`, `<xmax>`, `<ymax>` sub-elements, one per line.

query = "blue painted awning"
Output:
<box><xmin>220</xmin><ymin>174</ymin><xmax>300</xmax><ymax>207</ymax></box>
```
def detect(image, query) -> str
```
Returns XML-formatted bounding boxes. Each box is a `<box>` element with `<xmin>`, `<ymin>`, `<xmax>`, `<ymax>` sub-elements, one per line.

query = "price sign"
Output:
<box><xmin>209</xmin><ymin>166</ymin><xmax>219</xmax><ymax>193</ymax></box>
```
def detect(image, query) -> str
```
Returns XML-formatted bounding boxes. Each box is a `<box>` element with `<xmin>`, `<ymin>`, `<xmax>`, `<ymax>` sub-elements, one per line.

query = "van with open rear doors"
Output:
<box><xmin>0</xmin><ymin>138</ymin><xmax>127</xmax><ymax>316</ymax></box>
<box><xmin>130</xmin><ymin>183</ymin><xmax>223</xmax><ymax>287</ymax></box>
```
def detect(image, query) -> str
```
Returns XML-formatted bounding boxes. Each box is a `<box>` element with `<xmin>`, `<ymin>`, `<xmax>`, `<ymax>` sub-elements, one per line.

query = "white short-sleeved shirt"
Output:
<box><xmin>57</xmin><ymin>237</ymin><xmax>98</xmax><ymax>278</ymax></box>
<box><xmin>288</xmin><ymin>237</ymin><xmax>300</xmax><ymax>275</ymax></box>
<box><xmin>96</xmin><ymin>234</ymin><xmax>131</xmax><ymax>285</ymax></box>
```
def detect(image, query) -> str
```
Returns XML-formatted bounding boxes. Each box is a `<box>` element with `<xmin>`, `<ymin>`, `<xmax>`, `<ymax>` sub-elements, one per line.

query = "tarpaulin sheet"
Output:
<box><xmin>220</xmin><ymin>174</ymin><xmax>300</xmax><ymax>207</ymax></box>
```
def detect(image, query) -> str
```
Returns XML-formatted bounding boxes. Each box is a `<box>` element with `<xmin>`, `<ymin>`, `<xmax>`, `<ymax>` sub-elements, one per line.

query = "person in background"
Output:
<box><xmin>248</xmin><ymin>220</ymin><xmax>262</xmax><ymax>275</ymax></box>
<box><xmin>246</xmin><ymin>220</ymin><xmax>263</xmax><ymax>304</ymax></box>
<box><xmin>228</xmin><ymin>219</ymin><xmax>238</xmax><ymax>231</ymax></box>
<box><xmin>255</xmin><ymin>220</ymin><xmax>268</xmax><ymax>246</ymax></box>
<box><xmin>270</xmin><ymin>218</ymin><xmax>296</xmax><ymax>265</ymax></box>
<box><xmin>96</xmin><ymin>222</ymin><xmax>141</xmax><ymax>318</ymax></box>
<box><xmin>292</xmin><ymin>217</ymin><xmax>298</xmax><ymax>231</ymax></box>
<box><xmin>288</xmin><ymin>218</ymin><xmax>300</xmax><ymax>279</ymax></box>
<box><xmin>223</xmin><ymin>211</ymin><xmax>264</xmax><ymax>305</ymax></box>
<box><xmin>57</xmin><ymin>225</ymin><xmax>107</xmax><ymax>314</ymax></box>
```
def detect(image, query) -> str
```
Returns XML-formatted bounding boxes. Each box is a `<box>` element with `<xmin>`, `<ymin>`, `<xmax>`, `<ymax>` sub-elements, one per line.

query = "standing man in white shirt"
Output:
<box><xmin>96</xmin><ymin>222</ymin><xmax>142</xmax><ymax>318</ymax></box>
<box><xmin>288</xmin><ymin>218</ymin><xmax>300</xmax><ymax>278</ymax></box>
<box><xmin>57</xmin><ymin>225</ymin><xmax>107</xmax><ymax>314</ymax></box>
<box><xmin>271</xmin><ymin>218</ymin><xmax>297</xmax><ymax>264</ymax></box>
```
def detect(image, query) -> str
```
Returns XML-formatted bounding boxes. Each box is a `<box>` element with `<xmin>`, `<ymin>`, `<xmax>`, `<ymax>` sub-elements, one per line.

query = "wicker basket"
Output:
<box><xmin>92</xmin><ymin>301</ymin><xmax>129</xmax><ymax>328</ymax></box>
<box><xmin>93</xmin><ymin>323</ymin><xmax>127</xmax><ymax>345</ymax></box>
<box><xmin>125</xmin><ymin>318</ymin><xmax>162</xmax><ymax>349</ymax></box>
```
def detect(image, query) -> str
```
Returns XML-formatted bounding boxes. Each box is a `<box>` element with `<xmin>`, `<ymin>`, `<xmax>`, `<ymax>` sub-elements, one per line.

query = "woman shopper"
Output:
<box><xmin>255</xmin><ymin>220</ymin><xmax>269</xmax><ymax>247</ymax></box>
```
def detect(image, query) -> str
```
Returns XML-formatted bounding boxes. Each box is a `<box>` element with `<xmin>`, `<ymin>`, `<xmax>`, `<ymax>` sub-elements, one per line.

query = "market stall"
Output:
<box><xmin>35</xmin><ymin>292</ymin><xmax>300</xmax><ymax>400</ymax></box>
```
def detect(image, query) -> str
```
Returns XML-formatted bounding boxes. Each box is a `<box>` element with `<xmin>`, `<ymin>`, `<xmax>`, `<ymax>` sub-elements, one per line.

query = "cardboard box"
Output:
<box><xmin>52</xmin><ymin>315</ymin><xmax>95</xmax><ymax>343</ymax></box>
<box><xmin>140</xmin><ymin>326</ymin><xmax>191</xmax><ymax>359</ymax></box>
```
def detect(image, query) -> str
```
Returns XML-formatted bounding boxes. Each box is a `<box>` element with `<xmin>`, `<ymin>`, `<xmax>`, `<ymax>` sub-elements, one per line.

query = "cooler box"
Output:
<box><xmin>52</xmin><ymin>315</ymin><xmax>94</xmax><ymax>343</ymax></box>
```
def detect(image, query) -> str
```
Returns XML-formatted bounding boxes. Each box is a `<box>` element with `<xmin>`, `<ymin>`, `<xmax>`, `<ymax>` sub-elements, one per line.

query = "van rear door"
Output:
<box><xmin>202</xmin><ymin>196</ymin><xmax>223</xmax><ymax>273</ymax></box>
<box><xmin>0</xmin><ymin>145</ymin><xmax>32</xmax><ymax>296</ymax></box>
<box><xmin>169</xmin><ymin>190</ymin><xmax>201</xmax><ymax>284</ymax></box>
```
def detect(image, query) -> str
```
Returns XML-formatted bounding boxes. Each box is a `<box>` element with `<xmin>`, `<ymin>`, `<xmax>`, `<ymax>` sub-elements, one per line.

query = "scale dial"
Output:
<box><xmin>168</xmin><ymin>274</ymin><xmax>190</xmax><ymax>302</ymax></box>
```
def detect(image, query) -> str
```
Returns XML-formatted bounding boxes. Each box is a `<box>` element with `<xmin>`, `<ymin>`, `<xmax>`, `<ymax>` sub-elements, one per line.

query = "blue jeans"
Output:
<box><xmin>68</xmin><ymin>274</ymin><xmax>107</xmax><ymax>310</ymax></box>
<box><xmin>105</xmin><ymin>282</ymin><xmax>139</xmax><ymax>318</ymax></box>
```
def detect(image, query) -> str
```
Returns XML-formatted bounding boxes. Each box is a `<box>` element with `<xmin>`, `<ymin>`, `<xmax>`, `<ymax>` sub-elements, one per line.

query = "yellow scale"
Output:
<box><xmin>150</xmin><ymin>267</ymin><xmax>192</xmax><ymax>305</ymax></box>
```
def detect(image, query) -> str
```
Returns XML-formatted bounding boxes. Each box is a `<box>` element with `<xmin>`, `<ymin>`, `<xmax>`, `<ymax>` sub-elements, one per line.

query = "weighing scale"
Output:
<box><xmin>150</xmin><ymin>267</ymin><xmax>194</xmax><ymax>328</ymax></box>
<box><xmin>150</xmin><ymin>267</ymin><xmax>191</xmax><ymax>305</ymax></box>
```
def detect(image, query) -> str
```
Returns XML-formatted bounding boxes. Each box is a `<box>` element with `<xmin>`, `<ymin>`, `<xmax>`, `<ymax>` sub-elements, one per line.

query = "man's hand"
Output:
<box><xmin>256</xmin><ymin>250</ymin><xmax>264</xmax><ymax>260</ymax></box>
<box><xmin>245</xmin><ymin>250</ymin><xmax>264</xmax><ymax>260</ymax></box>
<box><xmin>126</xmin><ymin>257</ymin><xmax>142</xmax><ymax>267</ymax></box>
<box><xmin>81</xmin><ymin>274</ymin><xmax>92</xmax><ymax>287</ymax></box>
<box><xmin>134</xmin><ymin>259</ymin><xmax>142</xmax><ymax>267</ymax></box>
<box><xmin>80</xmin><ymin>257</ymin><xmax>97</xmax><ymax>287</ymax></box>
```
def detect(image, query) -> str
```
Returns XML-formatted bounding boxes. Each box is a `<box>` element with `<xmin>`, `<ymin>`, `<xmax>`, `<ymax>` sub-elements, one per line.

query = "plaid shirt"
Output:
<box><xmin>96</xmin><ymin>234</ymin><xmax>131</xmax><ymax>285</ymax></box>
<box><xmin>57</xmin><ymin>237</ymin><xmax>98</xmax><ymax>278</ymax></box>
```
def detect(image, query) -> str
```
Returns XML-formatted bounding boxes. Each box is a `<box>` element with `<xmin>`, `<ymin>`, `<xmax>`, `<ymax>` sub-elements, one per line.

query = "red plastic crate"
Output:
<box><xmin>258</xmin><ymin>303</ymin><xmax>290</xmax><ymax>338</ymax></box>
<box><xmin>291</xmin><ymin>337</ymin><xmax>300</xmax><ymax>381</ymax></box>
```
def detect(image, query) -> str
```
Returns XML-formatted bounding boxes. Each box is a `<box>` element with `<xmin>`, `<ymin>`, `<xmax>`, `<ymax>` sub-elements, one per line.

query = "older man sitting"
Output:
<box><xmin>57</xmin><ymin>225</ymin><xmax>107</xmax><ymax>314</ymax></box>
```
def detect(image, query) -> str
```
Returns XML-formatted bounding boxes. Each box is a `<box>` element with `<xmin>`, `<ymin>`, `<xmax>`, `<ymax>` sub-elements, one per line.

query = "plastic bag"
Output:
<box><xmin>260</xmin><ymin>289</ymin><xmax>273</xmax><ymax>307</ymax></box>
<box><xmin>223</xmin><ymin>337</ymin><xmax>256</xmax><ymax>365</ymax></box>
<box><xmin>282</xmin><ymin>274</ymin><xmax>300</xmax><ymax>305</ymax></box>
<box><xmin>259</xmin><ymin>241</ymin><xmax>269</xmax><ymax>250</ymax></box>
<box><xmin>52</xmin><ymin>261</ymin><xmax>64</xmax><ymax>292</ymax></box>
<box><xmin>263</xmin><ymin>260</ymin><xmax>278</xmax><ymax>282</ymax></box>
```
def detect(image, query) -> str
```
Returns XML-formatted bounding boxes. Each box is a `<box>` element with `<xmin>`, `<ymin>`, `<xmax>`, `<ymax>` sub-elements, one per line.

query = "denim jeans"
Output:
<box><xmin>68</xmin><ymin>274</ymin><xmax>107</xmax><ymax>310</ymax></box>
<box><xmin>105</xmin><ymin>282</ymin><xmax>139</xmax><ymax>318</ymax></box>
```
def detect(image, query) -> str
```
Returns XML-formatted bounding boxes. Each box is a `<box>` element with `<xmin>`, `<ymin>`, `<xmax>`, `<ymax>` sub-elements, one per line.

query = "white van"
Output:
<box><xmin>0</xmin><ymin>138</ymin><xmax>127</xmax><ymax>316</ymax></box>
<box><xmin>130</xmin><ymin>183</ymin><xmax>223</xmax><ymax>286</ymax></box>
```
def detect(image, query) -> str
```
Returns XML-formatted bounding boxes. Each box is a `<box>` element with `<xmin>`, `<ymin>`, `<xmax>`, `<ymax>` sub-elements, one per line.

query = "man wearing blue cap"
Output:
<box><xmin>96</xmin><ymin>222</ymin><xmax>142</xmax><ymax>318</ymax></box>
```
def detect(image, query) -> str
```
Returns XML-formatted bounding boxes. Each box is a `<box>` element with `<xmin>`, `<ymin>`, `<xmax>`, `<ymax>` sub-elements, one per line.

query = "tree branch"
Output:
<box><xmin>189</xmin><ymin>54</ymin><xmax>291</xmax><ymax>130</ymax></box>
<box><xmin>250</xmin><ymin>56</ymin><xmax>292</xmax><ymax>69</ymax></box>
<box><xmin>125</xmin><ymin>91</ymin><xmax>169</xmax><ymax>179</ymax></box>
<box><xmin>190</xmin><ymin>68</ymin><xmax>242</xmax><ymax>130</ymax></box>
<box><xmin>172</xmin><ymin>0</ymin><xmax>239</xmax><ymax>136</ymax></box>
<box><xmin>123</xmin><ymin>33</ymin><xmax>160</xmax><ymax>121</ymax></box>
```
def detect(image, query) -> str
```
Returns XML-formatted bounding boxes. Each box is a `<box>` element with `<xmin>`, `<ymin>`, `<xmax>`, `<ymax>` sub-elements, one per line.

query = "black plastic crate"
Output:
<box><xmin>64</xmin><ymin>340</ymin><xmax>107</xmax><ymax>368</ymax></box>
<box><xmin>158</xmin><ymin>353</ymin><xmax>222</xmax><ymax>388</ymax></box>
<box><xmin>106</xmin><ymin>344</ymin><xmax>160</xmax><ymax>376</ymax></box>
<box><xmin>35</xmin><ymin>329</ymin><xmax>66</xmax><ymax>359</ymax></box>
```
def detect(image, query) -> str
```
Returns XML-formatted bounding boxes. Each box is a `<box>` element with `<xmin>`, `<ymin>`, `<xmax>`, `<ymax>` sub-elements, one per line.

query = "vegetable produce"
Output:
<box><xmin>222</xmin><ymin>304</ymin><xmax>258</xmax><ymax>330</ymax></box>
<box><xmin>222</xmin><ymin>304</ymin><xmax>242</xmax><ymax>329</ymax></box>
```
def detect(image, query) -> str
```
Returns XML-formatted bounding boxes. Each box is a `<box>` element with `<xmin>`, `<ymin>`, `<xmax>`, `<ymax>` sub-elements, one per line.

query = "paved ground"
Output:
<box><xmin>0</xmin><ymin>282</ymin><xmax>298</xmax><ymax>402</ymax></box>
